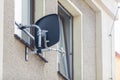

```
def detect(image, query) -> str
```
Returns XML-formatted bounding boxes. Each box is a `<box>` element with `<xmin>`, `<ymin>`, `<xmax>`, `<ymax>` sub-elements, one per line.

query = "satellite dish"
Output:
<box><xmin>35</xmin><ymin>14</ymin><xmax>60</xmax><ymax>52</ymax></box>
<box><xmin>15</xmin><ymin>14</ymin><xmax>65</xmax><ymax>61</ymax></box>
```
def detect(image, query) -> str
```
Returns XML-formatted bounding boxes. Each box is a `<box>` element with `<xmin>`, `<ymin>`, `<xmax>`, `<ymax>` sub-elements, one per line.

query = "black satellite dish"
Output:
<box><xmin>15</xmin><ymin>14</ymin><xmax>61</xmax><ymax>61</ymax></box>
<box><xmin>35</xmin><ymin>14</ymin><xmax>60</xmax><ymax>53</ymax></box>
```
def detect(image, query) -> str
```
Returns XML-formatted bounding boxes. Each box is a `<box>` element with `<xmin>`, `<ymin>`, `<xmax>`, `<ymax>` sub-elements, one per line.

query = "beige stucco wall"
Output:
<box><xmin>72</xmin><ymin>0</ymin><xmax>116</xmax><ymax>80</ymax></box>
<box><xmin>100</xmin><ymin>0</ymin><xmax>117</xmax><ymax>14</ymax></box>
<box><xmin>3</xmin><ymin>0</ymin><xmax>96</xmax><ymax>80</ymax></box>
<box><xmin>85</xmin><ymin>0</ymin><xmax>116</xmax><ymax>80</ymax></box>
<box><xmin>3</xmin><ymin>0</ymin><xmax>63</xmax><ymax>80</ymax></box>
<box><xmin>95</xmin><ymin>1</ymin><xmax>116</xmax><ymax>80</ymax></box>
<box><xmin>2</xmin><ymin>0</ymin><xmax>117</xmax><ymax>80</ymax></box>
<box><xmin>0</xmin><ymin>0</ymin><xmax>4</xmax><ymax>80</ymax></box>
<box><xmin>101</xmin><ymin>10</ymin><xmax>114</xmax><ymax>80</ymax></box>
<box><xmin>71</xmin><ymin>0</ymin><xmax>96</xmax><ymax>80</ymax></box>
<box><xmin>2</xmin><ymin>0</ymin><xmax>96</xmax><ymax>80</ymax></box>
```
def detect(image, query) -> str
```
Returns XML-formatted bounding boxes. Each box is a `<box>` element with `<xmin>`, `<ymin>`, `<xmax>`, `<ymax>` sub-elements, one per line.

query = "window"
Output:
<box><xmin>14</xmin><ymin>0</ymin><xmax>34</xmax><ymax>47</ymax></box>
<box><xmin>14</xmin><ymin>0</ymin><xmax>48</xmax><ymax>62</ymax></box>
<box><xmin>58</xmin><ymin>4</ymin><xmax>73</xmax><ymax>80</ymax></box>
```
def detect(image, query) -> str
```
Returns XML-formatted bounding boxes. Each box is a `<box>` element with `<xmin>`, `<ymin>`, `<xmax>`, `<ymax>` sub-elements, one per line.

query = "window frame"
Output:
<box><xmin>58</xmin><ymin>0</ymin><xmax>83</xmax><ymax>79</ymax></box>
<box><xmin>58</xmin><ymin>3</ymin><xmax>73</xmax><ymax>80</ymax></box>
<box><xmin>14</xmin><ymin>0</ymin><xmax>48</xmax><ymax>62</ymax></box>
<box><xmin>14</xmin><ymin>0</ymin><xmax>34</xmax><ymax>49</ymax></box>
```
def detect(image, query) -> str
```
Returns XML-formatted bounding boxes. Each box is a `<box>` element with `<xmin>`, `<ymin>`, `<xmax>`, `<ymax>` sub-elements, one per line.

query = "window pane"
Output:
<box><xmin>58</xmin><ymin>4</ymin><xmax>73</xmax><ymax>80</ymax></box>
<box><xmin>58</xmin><ymin>19</ymin><xmax>68</xmax><ymax>77</ymax></box>
<box><xmin>21</xmin><ymin>0</ymin><xmax>30</xmax><ymax>44</ymax></box>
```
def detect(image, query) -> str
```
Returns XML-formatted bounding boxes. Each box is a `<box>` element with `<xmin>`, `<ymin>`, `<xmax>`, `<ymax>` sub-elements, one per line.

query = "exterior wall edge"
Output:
<box><xmin>85</xmin><ymin>0</ymin><xmax>116</xmax><ymax>80</ymax></box>
<box><xmin>85</xmin><ymin>0</ymin><xmax>116</xmax><ymax>20</ymax></box>
<box><xmin>84</xmin><ymin>0</ymin><xmax>103</xmax><ymax>80</ymax></box>
<box><xmin>0</xmin><ymin>0</ymin><xmax>4</xmax><ymax>80</ymax></box>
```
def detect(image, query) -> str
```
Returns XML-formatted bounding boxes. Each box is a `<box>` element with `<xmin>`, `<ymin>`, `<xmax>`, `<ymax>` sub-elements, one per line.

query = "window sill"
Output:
<box><xmin>37</xmin><ymin>54</ymin><xmax>48</xmax><ymax>63</ymax></box>
<box><xmin>14</xmin><ymin>34</ymin><xmax>31</xmax><ymax>48</ymax></box>
<box><xmin>14</xmin><ymin>34</ymin><xmax>48</xmax><ymax>63</ymax></box>
<box><xmin>58</xmin><ymin>71</ymin><xmax>69</xmax><ymax>80</ymax></box>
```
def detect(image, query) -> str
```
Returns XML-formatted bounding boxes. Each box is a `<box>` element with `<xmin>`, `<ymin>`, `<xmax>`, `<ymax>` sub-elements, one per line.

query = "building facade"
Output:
<box><xmin>0</xmin><ymin>0</ymin><xmax>118</xmax><ymax>80</ymax></box>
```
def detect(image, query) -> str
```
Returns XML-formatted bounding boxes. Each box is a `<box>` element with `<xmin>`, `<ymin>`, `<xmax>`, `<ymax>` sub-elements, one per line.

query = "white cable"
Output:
<box><xmin>109</xmin><ymin>6</ymin><xmax>120</xmax><ymax>36</ymax></box>
<box><xmin>108</xmin><ymin>5</ymin><xmax>120</xmax><ymax>80</ymax></box>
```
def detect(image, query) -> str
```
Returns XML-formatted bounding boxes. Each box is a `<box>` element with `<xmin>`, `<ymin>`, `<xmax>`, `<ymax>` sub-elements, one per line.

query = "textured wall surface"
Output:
<box><xmin>71</xmin><ymin>0</ymin><xmax>96</xmax><ymax>80</ymax></box>
<box><xmin>0</xmin><ymin>0</ymin><xmax>4</xmax><ymax>79</ymax></box>
<box><xmin>3</xmin><ymin>0</ymin><xmax>63</xmax><ymax>80</ymax></box>
<box><xmin>101</xmin><ymin>10</ymin><xmax>114</xmax><ymax>80</ymax></box>
<box><xmin>2</xmin><ymin>0</ymin><xmax>116</xmax><ymax>80</ymax></box>
<box><xmin>101</xmin><ymin>0</ymin><xmax>117</xmax><ymax>14</ymax></box>
<box><xmin>3</xmin><ymin>0</ymin><xmax>96</xmax><ymax>79</ymax></box>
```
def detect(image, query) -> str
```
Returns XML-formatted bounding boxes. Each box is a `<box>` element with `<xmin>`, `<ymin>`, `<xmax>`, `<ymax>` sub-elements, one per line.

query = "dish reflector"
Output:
<box><xmin>35</xmin><ymin>14</ymin><xmax>60</xmax><ymax>51</ymax></box>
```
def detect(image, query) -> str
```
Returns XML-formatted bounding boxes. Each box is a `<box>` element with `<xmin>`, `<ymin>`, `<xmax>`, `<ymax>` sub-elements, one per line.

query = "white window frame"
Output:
<box><xmin>58</xmin><ymin>4</ymin><xmax>73</xmax><ymax>80</ymax></box>
<box><xmin>15</xmin><ymin>0</ymin><xmax>48</xmax><ymax>62</ymax></box>
<box><xmin>58</xmin><ymin>0</ymin><xmax>83</xmax><ymax>80</ymax></box>
<box><xmin>58</xmin><ymin>19</ymin><xmax>69</xmax><ymax>78</ymax></box>
<box><xmin>14</xmin><ymin>0</ymin><xmax>31</xmax><ymax>44</ymax></box>
<box><xmin>15</xmin><ymin>0</ymin><xmax>22</xmax><ymax>37</ymax></box>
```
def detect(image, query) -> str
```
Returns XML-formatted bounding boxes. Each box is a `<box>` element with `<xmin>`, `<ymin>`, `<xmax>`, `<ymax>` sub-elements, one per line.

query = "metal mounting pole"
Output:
<box><xmin>15</xmin><ymin>22</ymin><xmax>42</xmax><ymax>61</ymax></box>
